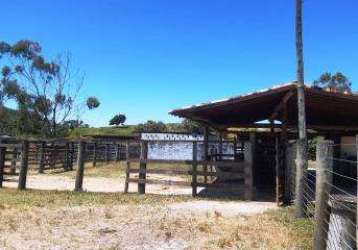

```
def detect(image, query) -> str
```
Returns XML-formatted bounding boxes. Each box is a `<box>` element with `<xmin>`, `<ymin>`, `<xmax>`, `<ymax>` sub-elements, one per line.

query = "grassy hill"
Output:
<box><xmin>69</xmin><ymin>125</ymin><xmax>137</xmax><ymax>138</ymax></box>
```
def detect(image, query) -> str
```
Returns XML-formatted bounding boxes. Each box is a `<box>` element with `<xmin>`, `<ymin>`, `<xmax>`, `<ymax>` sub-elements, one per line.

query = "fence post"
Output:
<box><xmin>203</xmin><ymin>127</ymin><xmax>209</xmax><ymax>184</ymax></box>
<box><xmin>93</xmin><ymin>142</ymin><xmax>97</xmax><ymax>167</ymax></box>
<box><xmin>64</xmin><ymin>142</ymin><xmax>70</xmax><ymax>171</ymax></box>
<box><xmin>74</xmin><ymin>140</ymin><xmax>86</xmax><ymax>191</ymax></box>
<box><xmin>244</xmin><ymin>140</ymin><xmax>254</xmax><ymax>200</ymax></box>
<box><xmin>38</xmin><ymin>141</ymin><xmax>45</xmax><ymax>173</ymax></box>
<box><xmin>105</xmin><ymin>144</ymin><xmax>109</xmax><ymax>162</ymax></box>
<box><xmin>313</xmin><ymin>140</ymin><xmax>333</xmax><ymax>250</ymax></box>
<box><xmin>10</xmin><ymin>148</ymin><xmax>17</xmax><ymax>174</ymax></box>
<box><xmin>192</xmin><ymin>141</ymin><xmax>198</xmax><ymax>197</ymax></box>
<box><xmin>116</xmin><ymin>144</ymin><xmax>120</xmax><ymax>162</ymax></box>
<box><xmin>356</xmin><ymin>135</ymin><xmax>358</xmax><ymax>250</ymax></box>
<box><xmin>69</xmin><ymin>142</ymin><xmax>74</xmax><ymax>171</ymax></box>
<box><xmin>18</xmin><ymin>140</ymin><xmax>29</xmax><ymax>190</ymax></box>
<box><xmin>124</xmin><ymin>142</ymin><xmax>130</xmax><ymax>193</ymax></box>
<box><xmin>138</xmin><ymin>141</ymin><xmax>148</xmax><ymax>194</ymax></box>
<box><xmin>0</xmin><ymin>146</ymin><xmax>5</xmax><ymax>188</ymax></box>
<box><xmin>295</xmin><ymin>138</ymin><xmax>308</xmax><ymax>217</ymax></box>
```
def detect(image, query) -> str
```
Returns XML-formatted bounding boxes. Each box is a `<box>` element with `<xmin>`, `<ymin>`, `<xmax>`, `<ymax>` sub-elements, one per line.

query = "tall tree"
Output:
<box><xmin>313</xmin><ymin>72</ymin><xmax>352</xmax><ymax>93</ymax></box>
<box><xmin>109</xmin><ymin>113</ymin><xmax>126</xmax><ymax>126</ymax></box>
<box><xmin>295</xmin><ymin>0</ymin><xmax>308</xmax><ymax>218</ymax></box>
<box><xmin>0</xmin><ymin>40</ymin><xmax>100</xmax><ymax>137</ymax></box>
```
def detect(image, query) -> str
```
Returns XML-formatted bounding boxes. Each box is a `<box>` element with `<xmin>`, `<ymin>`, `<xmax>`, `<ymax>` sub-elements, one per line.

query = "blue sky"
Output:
<box><xmin>2</xmin><ymin>0</ymin><xmax>358</xmax><ymax>126</ymax></box>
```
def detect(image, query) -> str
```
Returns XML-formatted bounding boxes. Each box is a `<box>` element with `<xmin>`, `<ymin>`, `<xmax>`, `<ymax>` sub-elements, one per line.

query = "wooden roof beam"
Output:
<box><xmin>269</xmin><ymin>90</ymin><xmax>295</xmax><ymax>121</ymax></box>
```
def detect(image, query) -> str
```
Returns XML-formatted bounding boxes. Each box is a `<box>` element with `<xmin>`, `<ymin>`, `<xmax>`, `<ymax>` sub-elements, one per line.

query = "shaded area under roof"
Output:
<box><xmin>170</xmin><ymin>83</ymin><xmax>358</xmax><ymax>130</ymax></box>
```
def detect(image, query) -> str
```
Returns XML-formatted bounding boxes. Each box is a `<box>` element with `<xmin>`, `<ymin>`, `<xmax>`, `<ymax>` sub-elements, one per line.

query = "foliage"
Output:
<box><xmin>134</xmin><ymin>119</ymin><xmax>204</xmax><ymax>134</ymax></box>
<box><xmin>69</xmin><ymin>125</ymin><xmax>136</xmax><ymax>138</ymax></box>
<box><xmin>134</xmin><ymin>120</ymin><xmax>167</xmax><ymax>133</ymax></box>
<box><xmin>86</xmin><ymin>97</ymin><xmax>100</xmax><ymax>110</ymax></box>
<box><xmin>0</xmin><ymin>40</ymin><xmax>100</xmax><ymax>137</ymax></box>
<box><xmin>313</xmin><ymin>72</ymin><xmax>352</xmax><ymax>93</ymax></box>
<box><xmin>109</xmin><ymin>113</ymin><xmax>126</xmax><ymax>126</ymax></box>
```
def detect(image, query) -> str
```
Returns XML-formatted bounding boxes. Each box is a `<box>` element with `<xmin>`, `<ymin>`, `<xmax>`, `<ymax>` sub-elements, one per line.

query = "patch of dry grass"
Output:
<box><xmin>157</xmin><ymin>206</ymin><xmax>313</xmax><ymax>249</ymax></box>
<box><xmin>0</xmin><ymin>188</ymin><xmax>192</xmax><ymax>209</ymax></box>
<box><xmin>0</xmin><ymin>188</ymin><xmax>312</xmax><ymax>249</ymax></box>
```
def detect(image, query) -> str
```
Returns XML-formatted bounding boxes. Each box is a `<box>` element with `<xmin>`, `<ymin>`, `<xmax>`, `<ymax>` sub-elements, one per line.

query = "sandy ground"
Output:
<box><xmin>3</xmin><ymin>174</ymin><xmax>202</xmax><ymax>195</ymax></box>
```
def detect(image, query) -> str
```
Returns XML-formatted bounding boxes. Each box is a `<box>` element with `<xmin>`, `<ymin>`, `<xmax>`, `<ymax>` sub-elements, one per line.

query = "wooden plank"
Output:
<box><xmin>128</xmin><ymin>159</ymin><xmax>219</xmax><ymax>166</ymax></box>
<box><xmin>196</xmin><ymin>182</ymin><xmax>250</xmax><ymax>188</ymax></box>
<box><xmin>3</xmin><ymin>172</ymin><xmax>19</xmax><ymax>176</ymax></box>
<box><xmin>269</xmin><ymin>90</ymin><xmax>294</xmax><ymax>121</ymax></box>
<box><xmin>128</xmin><ymin>178</ymin><xmax>191</xmax><ymax>187</ymax></box>
<box><xmin>128</xmin><ymin>168</ymin><xmax>245</xmax><ymax>179</ymax></box>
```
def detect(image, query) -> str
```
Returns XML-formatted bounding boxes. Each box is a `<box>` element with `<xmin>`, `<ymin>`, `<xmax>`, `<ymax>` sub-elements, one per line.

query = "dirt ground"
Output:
<box><xmin>0</xmin><ymin>202</ymin><xmax>281</xmax><ymax>250</ymax></box>
<box><xmin>0</xmin><ymin>164</ymin><xmax>313</xmax><ymax>249</ymax></box>
<box><xmin>4</xmin><ymin>171</ymin><xmax>200</xmax><ymax>195</ymax></box>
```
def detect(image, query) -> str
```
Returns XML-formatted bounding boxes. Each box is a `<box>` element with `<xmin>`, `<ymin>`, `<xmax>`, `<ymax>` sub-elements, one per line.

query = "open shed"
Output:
<box><xmin>170</xmin><ymin>82</ymin><xmax>358</xmax><ymax>204</ymax></box>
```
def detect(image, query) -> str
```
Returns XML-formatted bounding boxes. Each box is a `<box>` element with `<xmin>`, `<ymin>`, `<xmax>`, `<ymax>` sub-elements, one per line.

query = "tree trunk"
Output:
<box><xmin>295</xmin><ymin>0</ymin><xmax>308</xmax><ymax>218</ymax></box>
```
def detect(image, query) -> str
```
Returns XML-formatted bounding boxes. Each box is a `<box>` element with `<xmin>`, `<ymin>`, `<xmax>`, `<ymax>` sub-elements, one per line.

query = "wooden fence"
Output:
<box><xmin>124</xmin><ymin>140</ymin><xmax>254</xmax><ymax>199</ymax></box>
<box><xmin>0</xmin><ymin>138</ymin><xmax>131</xmax><ymax>190</ymax></box>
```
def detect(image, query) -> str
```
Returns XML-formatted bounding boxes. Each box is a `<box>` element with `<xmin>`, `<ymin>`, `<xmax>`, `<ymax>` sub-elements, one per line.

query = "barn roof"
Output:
<box><xmin>170</xmin><ymin>82</ymin><xmax>358</xmax><ymax>131</ymax></box>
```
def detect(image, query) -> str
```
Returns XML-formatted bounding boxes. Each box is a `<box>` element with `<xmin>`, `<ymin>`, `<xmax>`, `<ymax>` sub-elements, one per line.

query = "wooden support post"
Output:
<box><xmin>10</xmin><ymin>148</ymin><xmax>17</xmax><ymax>174</ymax></box>
<box><xmin>93</xmin><ymin>142</ymin><xmax>97</xmax><ymax>167</ymax></box>
<box><xmin>38</xmin><ymin>141</ymin><xmax>45</xmax><ymax>173</ymax></box>
<box><xmin>69</xmin><ymin>142</ymin><xmax>74</xmax><ymax>171</ymax></box>
<box><xmin>218</xmin><ymin>132</ymin><xmax>223</xmax><ymax>161</ymax></box>
<box><xmin>105</xmin><ymin>144</ymin><xmax>110</xmax><ymax>162</ymax></box>
<box><xmin>138</xmin><ymin>141</ymin><xmax>148</xmax><ymax>194</ymax></box>
<box><xmin>64</xmin><ymin>142</ymin><xmax>70</xmax><ymax>171</ymax></box>
<box><xmin>203</xmin><ymin>127</ymin><xmax>209</xmax><ymax>184</ymax></box>
<box><xmin>0</xmin><ymin>146</ymin><xmax>5</xmax><ymax>188</ymax></box>
<box><xmin>124</xmin><ymin>142</ymin><xmax>130</xmax><ymax>193</ymax></box>
<box><xmin>116</xmin><ymin>144</ymin><xmax>120</xmax><ymax>162</ymax></box>
<box><xmin>74</xmin><ymin>140</ymin><xmax>86</xmax><ymax>192</ymax></box>
<box><xmin>281</xmin><ymin>103</ymin><xmax>289</xmax><ymax>204</ymax></box>
<box><xmin>295</xmin><ymin>138</ymin><xmax>308</xmax><ymax>218</ymax></box>
<box><xmin>356</xmin><ymin>135</ymin><xmax>358</xmax><ymax>250</ymax></box>
<box><xmin>192</xmin><ymin>141</ymin><xmax>198</xmax><ymax>197</ymax></box>
<box><xmin>18</xmin><ymin>140</ymin><xmax>29</xmax><ymax>190</ymax></box>
<box><xmin>313</xmin><ymin>140</ymin><xmax>333</xmax><ymax>250</ymax></box>
<box><xmin>244</xmin><ymin>140</ymin><xmax>254</xmax><ymax>200</ymax></box>
<box><xmin>275</xmin><ymin>136</ymin><xmax>281</xmax><ymax>205</ymax></box>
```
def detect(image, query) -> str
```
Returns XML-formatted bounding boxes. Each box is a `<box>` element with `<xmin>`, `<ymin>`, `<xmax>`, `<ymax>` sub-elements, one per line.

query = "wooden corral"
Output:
<box><xmin>124</xmin><ymin>137</ymin><xmax>254</xmax><ymax>199</ymax></box>
<box><xmin>0</xmin><ymin>136</ymin><xmax>130</xmax><ymax>190</ymax></box>
<box><xmin>170</xmin><ymin>83</ymin><xmax>358</xmax><ymax>205</ymax></box>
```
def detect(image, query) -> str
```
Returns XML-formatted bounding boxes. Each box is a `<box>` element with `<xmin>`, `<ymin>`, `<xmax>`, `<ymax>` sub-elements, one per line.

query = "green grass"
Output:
<box><xmin>0</xmin><ymin>188</ymin><xmax>193</xmax><ymax>209</ymax></box>
<box><xmin>69</xmin><ymin>125</ymin><xmax>136</xmax><ymax>138</ymax></box>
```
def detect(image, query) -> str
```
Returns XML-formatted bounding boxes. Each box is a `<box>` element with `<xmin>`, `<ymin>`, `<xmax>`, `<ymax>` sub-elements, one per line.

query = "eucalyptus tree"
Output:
<box><xmin>0</xmin><ymin>40</ymin><xmax>100</xmax><ymax>137</ymax></box>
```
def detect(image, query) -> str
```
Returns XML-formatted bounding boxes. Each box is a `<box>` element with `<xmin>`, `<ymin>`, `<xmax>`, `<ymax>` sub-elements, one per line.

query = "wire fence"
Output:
<box><xmin>302</xmin><ymin>141</ymin><xmax>357</xmax><ymax>249</ymax></box>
